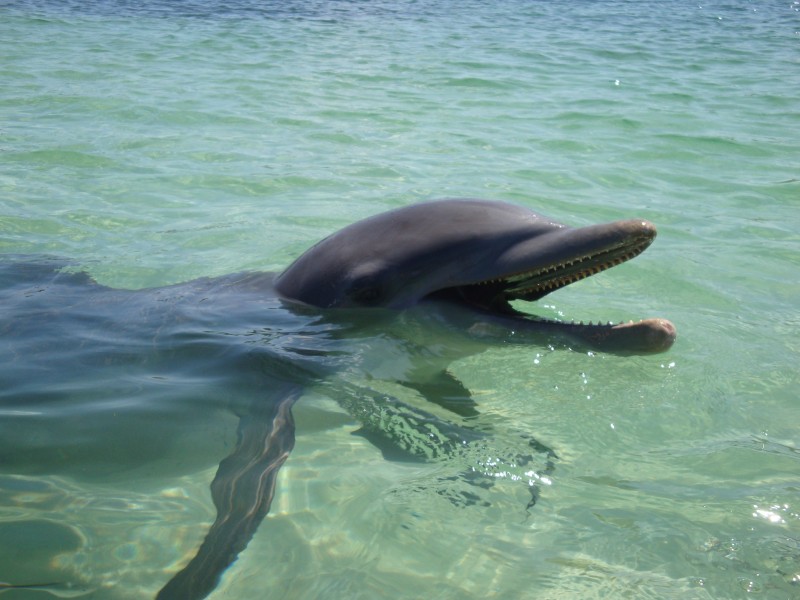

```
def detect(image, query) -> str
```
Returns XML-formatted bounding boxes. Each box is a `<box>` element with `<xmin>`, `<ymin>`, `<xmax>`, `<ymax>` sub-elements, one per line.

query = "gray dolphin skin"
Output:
<box><xmin>0</xmin><ymin>199</ymin><xmax>674</xmax><ymax>599</ymax></box>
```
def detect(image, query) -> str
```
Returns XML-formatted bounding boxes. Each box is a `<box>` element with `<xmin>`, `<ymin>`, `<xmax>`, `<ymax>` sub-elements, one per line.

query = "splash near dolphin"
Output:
<box><xmin>0</xmin><ymin>199</ymin><xmax>675</xmax><ymax>598</ymax></box>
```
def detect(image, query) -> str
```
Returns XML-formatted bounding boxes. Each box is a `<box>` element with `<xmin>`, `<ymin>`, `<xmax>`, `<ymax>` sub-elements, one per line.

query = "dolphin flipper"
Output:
<box><xmin>400</xmin><ymin>369</ymin><xmax>479</xmax><ymax>418</ymax></box>
<box><xmin>157</xmin><ymin>382</ymin><xmax>303</xmax><ymax>600</ymax></box>
<box><xmin>338</xmin><ymin>380</ymin><xmax>557</xmax><ymax>509</ymax></box>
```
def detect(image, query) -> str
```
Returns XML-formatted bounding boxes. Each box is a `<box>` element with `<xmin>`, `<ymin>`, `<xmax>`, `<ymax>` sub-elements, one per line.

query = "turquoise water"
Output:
<box><xmin>2</xmin><ymin>1</ymin><xmax>799</xmax><ymax>598</ymax></box>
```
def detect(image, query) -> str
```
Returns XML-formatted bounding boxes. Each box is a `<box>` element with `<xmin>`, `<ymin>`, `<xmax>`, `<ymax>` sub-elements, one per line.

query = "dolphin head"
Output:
<box><xmin>275</xmin><ymin>199</ymin><xmax>675</xmax><ymax>353</ymax></box>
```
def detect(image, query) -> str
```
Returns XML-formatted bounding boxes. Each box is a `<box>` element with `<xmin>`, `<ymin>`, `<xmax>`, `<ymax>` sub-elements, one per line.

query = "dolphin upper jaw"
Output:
<box><xmin>430</xmin><ymin>218</ymin><xmax>657</xmax><ymax>309</ymax></box>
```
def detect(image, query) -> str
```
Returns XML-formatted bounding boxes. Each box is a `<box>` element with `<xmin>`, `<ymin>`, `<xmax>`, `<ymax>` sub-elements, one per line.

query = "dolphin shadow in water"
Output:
<box><xmin>0</xmin><ymin>199</ymin><xmax>675</xmax><ymax>598</ymax></box>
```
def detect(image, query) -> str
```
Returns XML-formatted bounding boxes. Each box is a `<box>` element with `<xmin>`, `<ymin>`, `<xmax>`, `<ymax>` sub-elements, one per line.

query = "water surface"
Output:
<box><xmin>1</xmin><ymin>1</ymin><xmax>798</xmax><ymax>598</ymax></box>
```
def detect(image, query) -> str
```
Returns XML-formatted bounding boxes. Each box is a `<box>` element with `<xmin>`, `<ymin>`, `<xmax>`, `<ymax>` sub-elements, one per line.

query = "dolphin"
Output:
<box><xmin>0</xmin><ymin>199</ymin><xmax>674</xmax><ymax>599</ymax></box>
<box><xmin>276</xmin><ymin>199</ymin><xmax>674</xmax><ymax>353</ymax></box>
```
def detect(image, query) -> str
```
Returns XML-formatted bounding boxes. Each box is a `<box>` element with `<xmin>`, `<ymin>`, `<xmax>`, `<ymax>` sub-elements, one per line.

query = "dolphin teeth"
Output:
<box><xmin>497</xmin><ymin>235</ymin><xmax>654</xmax><ymax>299</ymax></box>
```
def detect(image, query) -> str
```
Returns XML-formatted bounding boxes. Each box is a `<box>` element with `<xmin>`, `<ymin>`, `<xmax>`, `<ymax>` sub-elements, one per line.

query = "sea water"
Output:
<box><xmin>1</xmin><ymin>1</ymin><xmax>798</xmax><ymax>598</ymax></box>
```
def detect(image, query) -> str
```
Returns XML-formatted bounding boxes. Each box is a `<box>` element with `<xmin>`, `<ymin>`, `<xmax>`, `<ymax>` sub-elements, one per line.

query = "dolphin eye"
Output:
<box><xmin>348</xmin><ymin>275</ymin><xmax>385</xmax><ymax>306</ymax></box>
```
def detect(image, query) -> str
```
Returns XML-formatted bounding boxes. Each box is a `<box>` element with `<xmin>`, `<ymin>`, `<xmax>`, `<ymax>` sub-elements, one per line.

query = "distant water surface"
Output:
<box><xmin>1</xmin><ymin>1</ymin><xmax>798</xmax><ymax>598</ymax></box>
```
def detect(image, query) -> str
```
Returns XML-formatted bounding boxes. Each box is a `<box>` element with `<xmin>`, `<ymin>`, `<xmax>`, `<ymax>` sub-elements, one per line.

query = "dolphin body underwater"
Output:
<box><xmin>0</xmin><ymin>199</ymin><xmax>675</xmax><ymax>598</ymax></box>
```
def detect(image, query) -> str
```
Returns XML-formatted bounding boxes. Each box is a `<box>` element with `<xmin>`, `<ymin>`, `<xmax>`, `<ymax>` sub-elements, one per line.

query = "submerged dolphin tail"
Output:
<box><xmin>156</xmin><ymin>382</ymin><xmax>303</xmax><ymax>600</ymax></box>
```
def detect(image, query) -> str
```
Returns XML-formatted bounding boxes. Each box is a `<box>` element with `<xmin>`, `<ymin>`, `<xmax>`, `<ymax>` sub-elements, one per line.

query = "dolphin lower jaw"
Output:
<box><xmin>455</xmin><ymin>308</ymin><xmax>676</xmax><ymax>354</ymax></box>
<box><xmin>519</xmin><ymin>316</ymin><xmax>677</xmax><ymax>354</ymax></box>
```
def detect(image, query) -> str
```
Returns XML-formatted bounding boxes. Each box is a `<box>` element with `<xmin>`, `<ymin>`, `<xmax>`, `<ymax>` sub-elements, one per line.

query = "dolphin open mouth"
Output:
<box><xmin>433</xmin><ymin>220</ymin><xmax>676</xmax><ymax>353</ymax></box>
